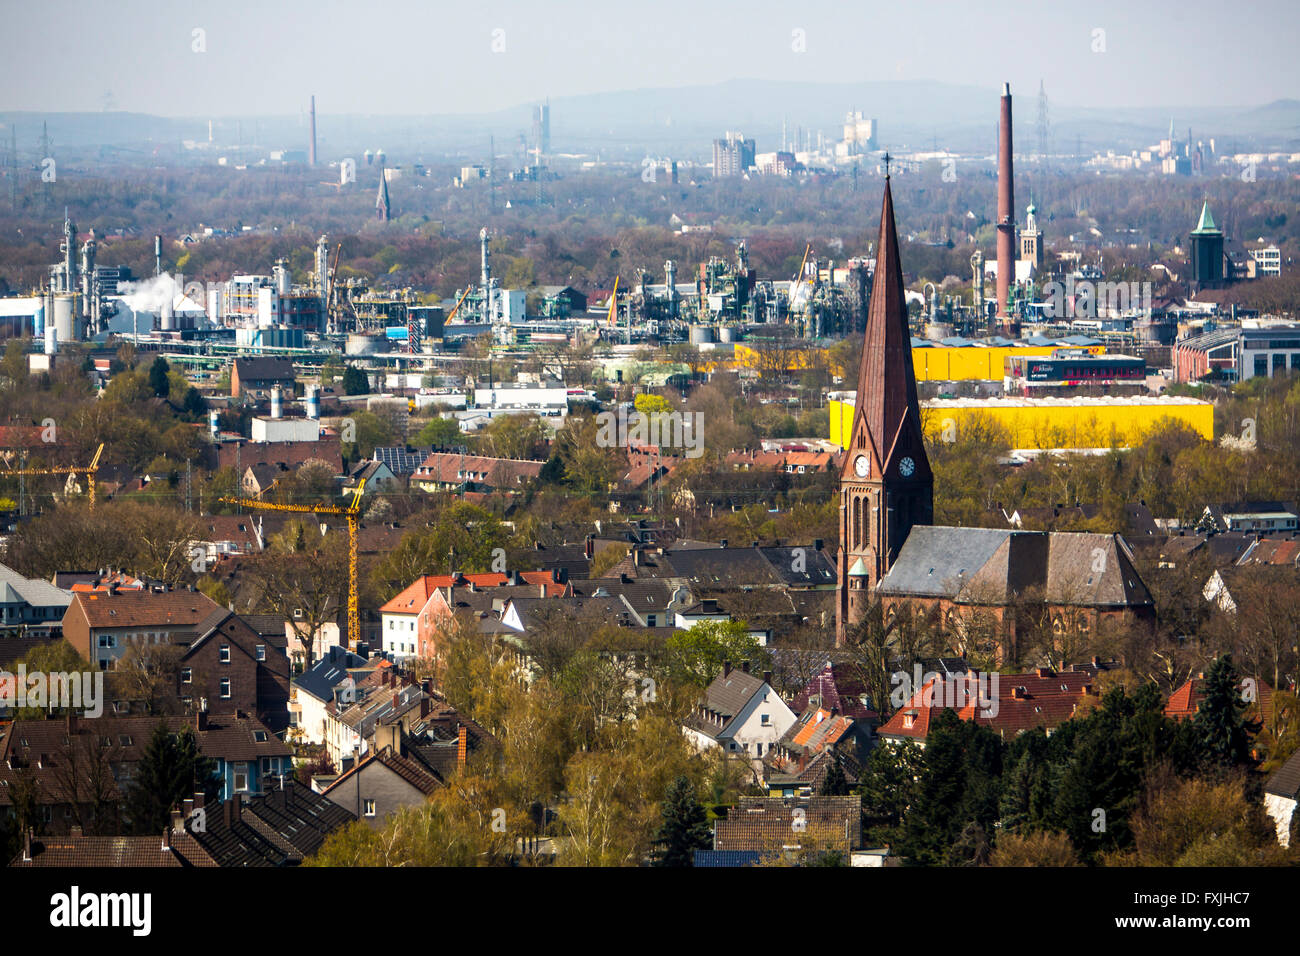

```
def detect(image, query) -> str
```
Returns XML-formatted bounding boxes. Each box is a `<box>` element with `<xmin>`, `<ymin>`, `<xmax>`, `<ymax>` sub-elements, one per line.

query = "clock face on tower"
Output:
<box><xmin>899</xmin><ymin>456</ymin><xmax>916</xmax><ymax>477</ymax></box>
<box><xmin>854</xmin><ymin>455</ymin><xmax>870</xmax><ymax>478</ymax></box>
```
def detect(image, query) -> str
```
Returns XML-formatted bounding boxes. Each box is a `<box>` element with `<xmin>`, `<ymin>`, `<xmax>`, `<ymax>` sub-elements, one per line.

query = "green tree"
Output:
<box><xmin>148</xmin><ymin>357</ymin><xmax>170</xmax><ymax>398</ymax></box>
<box><xmin>650</xmin><ymin>775</ymin><xmax>712</xmax><ymax>867</ymax></box>
<box><xmin>819</xmin><ymin>752</ymin><xmax>851</xmax><ymax>796</ymax></box>
<box><xmin>414</xmin><ymin>415</ymin><xmax>463</xmax><ymax>449</ymax></box>
<box><xmin>1193</xmin><ymin>654</ymin><xmax>1254</xmax><ymax>771</ymax></box>
<box><xmin>125</xmin><ymin>721</ymin><xmax>218</xmax><ymax>835</ymax></box>
<box><xmin>664</xmin><ymin>620</ymin><xmax>771</xmax><ymax>688</ymax></box>
<box><xmin>342</xmin><ymin>365</ymin><xmax>369</xmax><ymax>396</ymax></box>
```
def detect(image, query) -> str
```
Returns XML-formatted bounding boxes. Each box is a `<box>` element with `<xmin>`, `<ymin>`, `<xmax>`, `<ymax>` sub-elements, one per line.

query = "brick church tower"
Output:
<box><xmin>836</xmin><ymin>173</ymin><xmax>933</xmax><ymax>645</ymax></box>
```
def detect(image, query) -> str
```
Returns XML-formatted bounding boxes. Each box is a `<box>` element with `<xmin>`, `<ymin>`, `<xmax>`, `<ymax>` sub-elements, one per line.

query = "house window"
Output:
<box><xmin>181</xmin><ymin>668</ymin><xmax>192</xmax><ymax>684</ymax></box>
<box><xmin>646</xmin><ymin>615</ymin><xmax>656</xmax><ymax>627</ymax></box>
<box><xmin>220</xmin><ymin>678</ymin><xmax>231</xmax><ymax>699</ymax></box>
<box><xmin>256</xmin><ymin>645</ymin><xmax>266</xmax><ymax>661</ymax></box>
<box><xmin>219</xmin><ymin>645</ymin><xmax>230</xmax><ymax>663</ymax></box>
<box><xmin>761</xmin><ymin>714</ymin><xmax>770</xmax><ymax>726</ymax></box>
<box><xmin>98</xmin><ymin>635</ymin><xmax>116</xmax><ymax>648</ymax></box>
<box><xmin>363</xmin><ymin>799</ymin><xmax>376</xmax><ymax>817</ymax></box>
<box><xmin>755</xmin><ymin>743</ymin><xmax>763</xmax><ymax>756</ymax></box>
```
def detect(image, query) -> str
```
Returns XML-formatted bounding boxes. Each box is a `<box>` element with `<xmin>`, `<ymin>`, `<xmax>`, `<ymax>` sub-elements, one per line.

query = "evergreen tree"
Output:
<box><xmin>650</xmin><ymin>775</ymin><xmax>711</xmax><ymax>867</ymax></box>
<box><xmin>125</xmin><ymin>721</ymin><xmax>218</xmax><ymax>835</ymax></box>
<box><xmin>148</xmin><ymin>357</ymin><xmax>170</xmax><ymax>398</ymax></box>
<box><xmin>342</xmin><ymin>365</ymin><xmax>369</xmax><ymax>396</ymax></box>
<box><xmin>1193</xmin><ymin>654</ymin><xmax>1254</xmax><ymax>771</ymax></box>
<box><xmin>181</xmin><ymin>386</ymin><xmax>206</xmax><ymax>418</ymax></box>
<box><xmin>819</xmin><ymin>752</ymin><xmax>851</xmax><ymax>796</ymax></box>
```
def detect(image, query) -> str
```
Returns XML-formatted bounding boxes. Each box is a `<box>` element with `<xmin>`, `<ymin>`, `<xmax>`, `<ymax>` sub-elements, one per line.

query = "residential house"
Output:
<box><xmin>291</xmin><ymin>647</ymin><xmax>377</xmax><ymax>746</ymax></box>
<box><xmin>875</xmin><ymin>665</ymin><xmax>1105</xmax><ymax>746</ymax></box>
<box><xmin>0</xmin><ymin>711</ymin><xmax>292</xmax><ymax>832</ymax></box>
<box><xmin>1264</xmin><ymin>749</ymin><xmax>1300</xmax><ymax>848</ymax></box>
<box><xmin>231</xmin><ymin>357</ymin><xmax>295</xmax><ymax>400</ymax></box>
<box><xmin>178</xmin><ymin>612</ymin><xmax>292</xmax><ymax>733</ymax></box>
<box><xmin>62</xmin><ymin>588</ymin><xmax>228</xmax><ymax>671</ymax></box>
<box><xmin>707</xmin><ymin>795</ymin><xmax>862</xmax><ymax>859</ymax></box>
<box><xmin>683</xmin><ymin>662</ymin><xmax>797</xmax><ymax>768</ymax></box>
<box><xmin>0</xmin><ymin>563</ymin><xmax>71</xmax><ymax>636</ymax></box>
<box><xmin>411</xmin><ymin>451</ymin><xmax>544</xmax><ymax>494</ymax></box>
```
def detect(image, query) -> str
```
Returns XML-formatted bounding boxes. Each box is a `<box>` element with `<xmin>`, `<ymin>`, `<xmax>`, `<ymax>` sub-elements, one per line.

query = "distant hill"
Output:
<box><xmin>3</xmin><ymin>81</ymin><xmax>1296</xmax><ymax>163</ymax></box>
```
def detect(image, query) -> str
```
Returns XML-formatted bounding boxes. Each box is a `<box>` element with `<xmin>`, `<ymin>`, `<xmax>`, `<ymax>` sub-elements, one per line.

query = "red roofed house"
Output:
<box><xmin>1165</xmin><ymin>674</ymin><xmax>1275</xmax><ymax>725</ymax></box>
<box><xmin>876</xmin><ymin>666</ymin><xmax>1101</xmax><ymax>746</ymax></box>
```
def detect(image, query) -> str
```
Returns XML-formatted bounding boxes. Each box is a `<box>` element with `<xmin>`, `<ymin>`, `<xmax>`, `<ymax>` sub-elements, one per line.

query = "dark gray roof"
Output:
<box><xmin>293</xmin><ymin>646</ymin><xmax>369</xmax><ymax>702</ymax></box>
<box><xmin>879</xmin><ymin>526</ymin><xmax>1153</xmax><ymax>607</ymax></box>
<box><xmin>702</xmin><ymin>668</ymin><xmax>766</xmax><ymax>720</ymax></box>
<box><xmin>234</xmin><ymin>356</ymin><xmax>295</xmax><ymax>381</ymax></box>
<box><xmin>1265</xmin><ymin>748</ymin><xmax>1300</xmax><ymax>800</ymax></box>
<box><xmin>758</xmin><ymin>546</ymin><xmax>837</xmax><ymax>587</ymax></box>
<box><xmin>876</xmin><ymin>527</ymin><xmax>1011</xmax><ymax>598</ymax></box>
<box><xmin>664</xmin><ymin>545</ymin><xmax>782</xmax><ymax>589</ymax></box>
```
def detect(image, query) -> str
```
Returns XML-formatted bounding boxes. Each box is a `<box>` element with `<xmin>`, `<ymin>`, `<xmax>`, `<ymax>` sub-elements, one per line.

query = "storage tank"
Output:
<box><xmin>208</xmin><ymin>410</ymin><xmax>220</xmax><ymax>440</ymax></box>
<box><xmin>53</xmin><ymin>293</ymin><xmax>78</xmax><ymax>341</ymax></box>
<box><xmin>345</xmin><ymin>332</ymin><xmax>381</xmax><ymax>355</ymax></box>
<box><xmin>688</xmin><ymin>324</ymin><xmax>715</xmax><ymax>345</ymax></box>
<box><xmin>718</xmin><ymin>325</ymin><xmax>738</xmax><ymax>343</ymax></box>
<box><xmin>160</xmin><ymin>298</ymin><xmax>175</xmax><ymax>331</ymax></box>
<box><xmin>270</xmin><ymin>386</ymin><xmax>283</xmax><ymax>419</ymax></box>
<box><xmin>32</xmin><ymin>301</ymin><xmax>44</xmax><ymax>337</ymax></box>
<box><xmin>925</xmin><ymin>322</ymin><xmax>954</xmax><ymax>341</ymax></box>
<box><xmin>44</xmin><ymin>326</ymin><xmax>57</xmax><ymax>356</ymax></box>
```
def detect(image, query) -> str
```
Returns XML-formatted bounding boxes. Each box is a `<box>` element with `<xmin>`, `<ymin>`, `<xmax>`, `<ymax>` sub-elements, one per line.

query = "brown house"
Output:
<box><xmin>231</xmin><ymin>357</ymin><xmax>295</xmax><ymax>400</ymax></box>
<box><xmin>179</xmin><ymin>613</ymin><xmax>291</xmax><ymax>733</ymax></box>
<box><xmin>62</xmin><ymin>588</ymin><xmax>226</xmax><ymax>671</ymax></box>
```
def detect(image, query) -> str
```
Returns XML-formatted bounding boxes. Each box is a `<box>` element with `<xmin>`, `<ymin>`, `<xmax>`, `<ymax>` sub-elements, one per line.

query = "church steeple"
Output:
<box><xmin>836</xmin><ymin>175</ymin><xmax>933</xmax><ymax>644</ymax></box>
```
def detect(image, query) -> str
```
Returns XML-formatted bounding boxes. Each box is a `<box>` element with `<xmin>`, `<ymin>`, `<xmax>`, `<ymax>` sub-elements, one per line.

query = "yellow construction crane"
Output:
<box><xmin>219</xmin><ymin>479</ymin><xmax>367</xmax><ymax>649</ymax></box>
<box><xmin>606</xmin><ymin>275</ymin><xmax>620</xmax><ymax>326</ymax></box>
<box><xmin>445</xmin><ymin>285</ymin><xmax>472</xmax><ymax>324</ymax></box>
<box><xmin>4</xmin><ymin>442</ymin><xmax>105</xmax><ymax>511</ymax></box>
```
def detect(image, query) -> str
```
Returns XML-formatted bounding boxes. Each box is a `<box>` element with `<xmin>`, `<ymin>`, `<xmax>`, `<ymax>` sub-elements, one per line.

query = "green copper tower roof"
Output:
<box><xmin>1192</xmin><ymin>200</ymin><xmax>1220</xmax><ymax>235</ymax></box>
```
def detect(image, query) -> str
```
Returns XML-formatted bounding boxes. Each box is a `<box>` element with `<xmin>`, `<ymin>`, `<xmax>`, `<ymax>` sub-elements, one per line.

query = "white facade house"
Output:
<box><xmin>684</xmin><ymin>665</ymin><xmax>797</xmax><ymax>764</ymax></box>
<box><xmin>1264</xmin><ymin>750</ymin><xmax>1300</xmax><ymax>848</ymax></box>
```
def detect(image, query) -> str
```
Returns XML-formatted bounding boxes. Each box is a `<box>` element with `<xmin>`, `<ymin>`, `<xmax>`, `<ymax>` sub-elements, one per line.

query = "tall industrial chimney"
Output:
<box><xmin>270</xmin><ymin>386</ymin><xmax>283</xmax><ymax>419</ymax></box>
<box><xmin>996</xmin><ymin>83</ymin><xmax>1015</xmax><ymax>330</ymax></box>
<box><xmin>309</xmin><ymin>96</ymin><xmax>317</xmax><ymax>167</ymax></box>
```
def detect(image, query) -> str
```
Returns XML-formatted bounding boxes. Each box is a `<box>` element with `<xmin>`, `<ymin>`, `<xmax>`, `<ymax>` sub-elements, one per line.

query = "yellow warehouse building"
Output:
<box><xmin>734</xmin><ymin>342</ymin><xmax>1103</xmax><ymax>381</ymax></box>
<box><xmin>829</xmin><ymin>395</ymin><xmax>1215</xmax><ymax>450</ymax></box>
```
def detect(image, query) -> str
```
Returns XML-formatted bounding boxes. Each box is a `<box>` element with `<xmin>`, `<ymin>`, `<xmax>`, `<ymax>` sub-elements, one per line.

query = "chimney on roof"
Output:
<box><xmin>741</xmin><ymin>660</ymin><xmax>750</xmax><ymax>674</ymax></box>
<box><xmin>22</xmin><ymin>828</ymin><xmax>32</xmax><ymax>863</ymax></box>
<box><xmin>722</xmin><ymin>660</ymin><xmax>732</xmax><ymax>678</ymax></box>
<box><xmin>66</xmin><ymin>711</ymin><xmax>77</xmax><ymax>735</ymax></box>
<box><xmin>763</xmin><ymin>670</ymin><xmax>772</xmax><ymax>687</ymax></box>
<box><xmin>421</xmin><ymin>696</ymin><xmax>431</xmax><ymax>718</ymax></box>
<box><xmin>813</xmin><ymin>539</ymin><xmax>823</xmax><ymax>552</ymax></box>
<box><xmin>1036</xmin><ymin>667</ymin><xmax>1052</xmax><ymax>678</ymax></box>
<box><xmin>458</xmin><ymin>724</ymin><xmax>468</xmax><ymax>765</ymax></box>
<box><xmin>183</xmin><ymin>797</ymin><xmax>195</xmax><ymax>821</ymax></box>
<box><xmin>196</xmin><ymin>709</ymin><xmax>208</xmax><ymax>732</ymax></box>
<box><xmin>194</xmin><ymin>790</ymin><xmax>205</xmax><ymax>810</ymax></box>
<box><xmin>584</xmin><ymin>534</ymin><xmax>594</xmax><ymax>560</ymax></box>
<box><xmin>169</xmin><ymin>806</ymin><xmax>184</xmax><ymax>836</ymax></box>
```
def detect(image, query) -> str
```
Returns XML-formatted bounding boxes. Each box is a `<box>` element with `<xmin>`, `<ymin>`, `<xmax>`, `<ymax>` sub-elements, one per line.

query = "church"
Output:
<box><xmin>835</xmin><ymin>177</ymin><xmax>1153</xmax><ymax>663</ymax></box>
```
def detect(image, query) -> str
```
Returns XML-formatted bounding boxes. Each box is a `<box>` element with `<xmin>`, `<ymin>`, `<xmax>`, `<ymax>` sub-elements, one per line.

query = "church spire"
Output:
<box><xmin>850</xmin><ymin>175</ymin><xmax>924</xmax><ymax>474</ymax></box>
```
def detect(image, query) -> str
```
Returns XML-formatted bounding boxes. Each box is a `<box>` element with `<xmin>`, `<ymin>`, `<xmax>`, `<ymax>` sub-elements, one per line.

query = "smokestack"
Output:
<box><xmin>270</xmin><ymin>386</ymin><xmax>283</xmax><ymax>419</ymax></box>
<box><xmin>309</xmin><ymin>96</ymin><xmax>317</xmax><ymax>167</ymax></box>
<box><xmin>154</xmin><ymin>235</ymin><xmax>162</xmax><ymax>277</ymax></box>
<box><xmin>209</xmin><ymin>410</ymin><xmax>220</xmax><ymax>440</ymax></box>
<box><xmin>306</xmin><ymin>384</ymin><xmax>321</xmax><ymax>420</ymax></box>
<box><xmin>996</xmin><ymin>83</ymin><xmax>1015</xmax><ymax>330</ymax></box>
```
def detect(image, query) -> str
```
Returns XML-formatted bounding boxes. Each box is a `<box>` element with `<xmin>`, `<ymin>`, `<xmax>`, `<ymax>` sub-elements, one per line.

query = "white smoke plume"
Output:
<box><xmin>118</xmin><ymin>272</ymin><xmax>183</xmax><ymax>315</ymax></box>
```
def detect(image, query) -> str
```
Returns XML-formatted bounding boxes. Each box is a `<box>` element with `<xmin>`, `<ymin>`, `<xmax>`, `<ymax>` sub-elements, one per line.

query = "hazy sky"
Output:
<box><xmin>2</xmin><ymin>0</ymin><xmax>1296</xmax><ymax>115</ymax></box>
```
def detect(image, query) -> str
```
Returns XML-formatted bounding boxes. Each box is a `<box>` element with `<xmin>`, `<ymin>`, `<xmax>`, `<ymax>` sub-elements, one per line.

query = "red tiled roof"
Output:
<box><xmin>877</xmin><ymin>669</ymin><xmax>1097</xmax><ymax>741</ymax></box>
<box><xmin>1164</xmin><ymin>676</ymin><xmax>1275</xmax><ymax>722</ymax></box>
